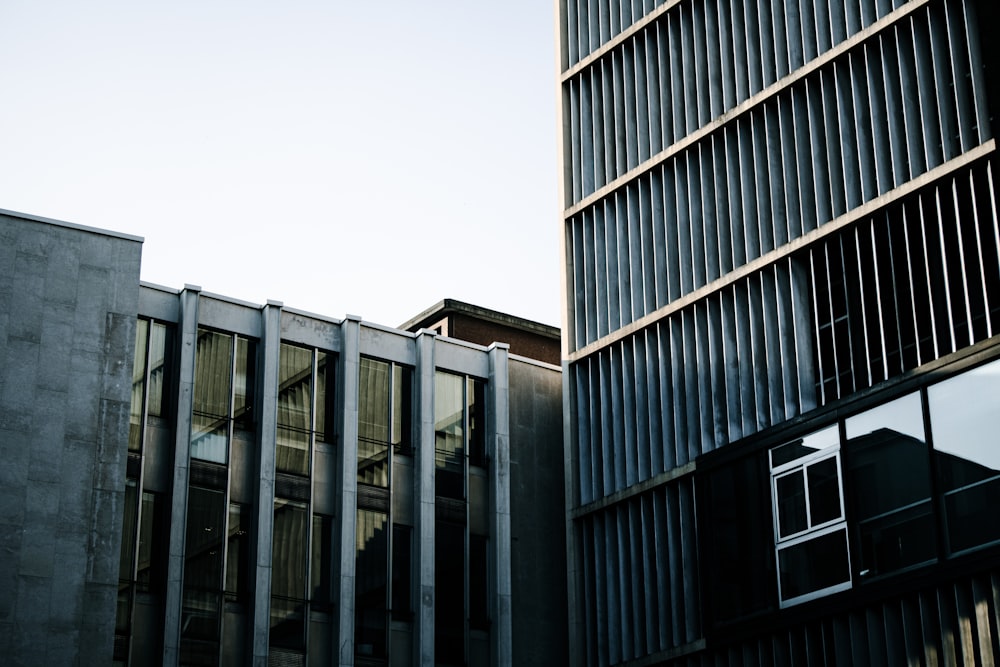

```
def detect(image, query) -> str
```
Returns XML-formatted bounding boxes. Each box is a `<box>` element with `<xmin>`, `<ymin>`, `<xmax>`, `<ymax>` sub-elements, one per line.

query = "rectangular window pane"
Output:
<box><xmin>929</xmin><ymin>359</ymin><xmax>1000</xmax><ymax>553</ymax></box>
<box><xmin>137</xmin><ymin>491</ymin><xmax>167</xmax><ymax>592</ymax></box>
<box><xmin>271</xmin><ymin>498</ymin><xmax>308</xmax><ymax>600</ymax></box>
<box><xmin>391</xmin><ymin>524</ymin><xmax>412</xmax><ymax>620</ymax></box>
<box><xmin>119</xmin><ymin>479</ymin><xmax>139</xmax><ymax>580</ymax></box>
<box><xmin>468</xmin><ymin>378</ymin><xmax>487</xmax><ymax>467</ymax></box>
<box><xmin>232</xmin><ymin>337</ymin><xmax>256</xmax><ymax>432</ymax></box>
<box><xmin>391</xmin><ymin>365</ymin><xmax>413</xmax><ymax>453</ymax></box>
<box><xmin>355</xmin><ymin>509</ymin><xmax>388</xmax><ymax>659</ymax></box>
<box><xmin>469</xmin><ymin>535</ymin><xmax>489</xmax><ymax>630</ymax></box>
<box><xmin>778</xmin><ymin>527</ymin><xmax>851</xmax><ymax>602</ymax></box>
<box><xmin>278</xmin><ymin>344</ymin><xmax>313</xmax><ymax>432</ymax></box>
<box><xmin>311</xmin><ymin>514</ymin><xmax>333</xmax><ymax>609</ymax></box>
<box><xmin>435</xmin><ymin>520</ymin><xmax>465</xmax><ymax>665</ymax></box>
<box><xmin>129</xmin><ymin>320</ymin><xmax>148</xmax><ymax>452</ymax></box>
<box><xmin>359</xmin><ymin>358</ymin><xmax>390</xmax><ymax>487</ymax></box>
<box><xmin>435</xmin><ymin>372</ymin><xmax>465</xmax><ymax>499</ymax></box>
<box><xmin>225</xmin><ymin>504</ymin><xmax>249</xmax><ymax>603</ymax></box>
<box><xmin>147</xmin><ymin>322</ymin><xmax>173</xmax><ymax>419</ymax></box>
<box><xmin>182</xmin><ymin>487</ymin><xmax>225</xmax><ymax>659</ymax></box>
<box><xmin>775</xmin><ymin>471</ymin><xmax>807</xmax><ymax>538</ymax></box>
<box><xmin>192</xmin><ymin>330</ymin><xmax>233</xmax><ymax>464</ymax></box>
<box><xmin>316</xmin><ymin>352</ymin><xmax>335</xmax><ymax>443</ymax></box>
<box><xmin>806</xmin><ymin>457</ymin><xmax>842</xmax><ymax>525</ymax></box>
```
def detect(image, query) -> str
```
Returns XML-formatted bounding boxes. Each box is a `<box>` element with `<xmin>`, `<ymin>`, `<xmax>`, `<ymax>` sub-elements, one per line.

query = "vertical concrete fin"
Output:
<box><xmin>487</xmin><ymin>343</ymin><xmax>512</xmax><ymax>667</ymax></box>
<box><xmin>414</xmin><ymin>329</ymin><xmax>437</xmax><ymax>666</ymax></box>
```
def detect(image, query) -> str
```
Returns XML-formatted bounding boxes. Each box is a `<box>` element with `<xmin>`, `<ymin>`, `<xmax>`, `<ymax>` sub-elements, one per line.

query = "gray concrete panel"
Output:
<box><xmin>487</xmin><ymin>344</ymin><xmax>512</xmax><ymax>667</ymax></box>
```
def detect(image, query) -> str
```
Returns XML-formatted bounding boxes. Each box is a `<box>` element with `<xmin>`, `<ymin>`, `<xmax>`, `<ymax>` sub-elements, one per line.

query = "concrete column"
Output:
<box><xmin>562</xmin><ymin>358</ymin><xmax>582</xmax><ymax>667</ymax></box>
<box><xmin>486</xmin><ymin>344</ymin><xmax>512</xmax><ymax>667</ymax></box>
<box><xmin>413</xmin><ymin>330</ymin><xmax>436</xmax><ymax>666</ymax></box>
<box><xmin>162</xmin><ymin>285</ymin><xmax>200</xmax><ymax>667</ymax></box>
<box><xmin>334</xmin><ymin>315</ymin><xmax>361</xmax><ymax>667</ymax></box>
<box><xmin>250</xmin><ymin>301</ymin><xmax>282</xmax><ymax>666</ymax></box>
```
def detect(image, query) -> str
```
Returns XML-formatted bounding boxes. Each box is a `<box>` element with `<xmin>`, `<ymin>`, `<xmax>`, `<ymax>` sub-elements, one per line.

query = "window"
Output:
<box><xmin>770</xmin><ymin>426</ymin><xmax>852</xmax><ymax>606</ymax></box>
<box><xmin>191</xmin><ymin>329</ymin><xmax>256</xmax><ymax>464</ymax></box>
<box><xmin>928</xmin><ymin>358</ymin><xmax>1000</xmax><ymax>554</ymax></box>
<box><xmin>276</xmin><ymin>344</ymin><xmax>336</xmax><ymax>476</ymax></box>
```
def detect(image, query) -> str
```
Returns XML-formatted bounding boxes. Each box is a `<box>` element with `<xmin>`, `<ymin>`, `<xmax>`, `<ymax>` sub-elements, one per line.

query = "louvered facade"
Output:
<box><xmin>557</xmin><ymin>0</ymin><xmax>1000</xmax><ymax>664</ymax></box>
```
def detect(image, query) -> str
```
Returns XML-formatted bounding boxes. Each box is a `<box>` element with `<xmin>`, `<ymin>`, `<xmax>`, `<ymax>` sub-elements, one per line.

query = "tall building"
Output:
<box><xmin>557</xmin><ymin>1</ymin><xmax>1000</xmax><ymax>665</ymax></box>
<box><xmin>0</xmin><ymin>209</ymin><xmax>565</xmax><ymax>667</ymax></box>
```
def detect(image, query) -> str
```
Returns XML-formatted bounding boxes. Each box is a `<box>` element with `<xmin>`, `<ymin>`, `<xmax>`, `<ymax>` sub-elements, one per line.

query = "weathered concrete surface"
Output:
<box><xmin>0</xmin><ymin>210</ymin><xmax>141</xmax><ymax>666</ymax></box>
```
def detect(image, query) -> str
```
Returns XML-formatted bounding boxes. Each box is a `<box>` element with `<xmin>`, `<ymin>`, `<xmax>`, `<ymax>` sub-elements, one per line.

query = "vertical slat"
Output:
<box><xmin>569</xmin><ymin>78</ymin><xmax>582</xmax><ymax>204</ymax></box>
<box><xmin>771</xmin><ymin>0</ymin><xmax>790</xmax><ymax>80</ymax></box>
<box><xmin>778</xmin><ymin>92</ymin><xmax>802</xmax><ymax>241</ymax></box>
<box><xmin>627</xmin><ymin>182</ymin><xmax>644</xmax><ymax>320</ymax></box>
<box><xmin>912</xmin><ymin>14</ymin><xmax>944</xmax><ymax>171</ymax></box>
<box><xmin>609</xmin><ymin>344</ymin><xmax>626</xmax><ymax>493</ymax></box>
<box><xmin>591</xmin><ymin>67</ymin><xmax>606</xmax><ymax>192</ymax></box>
<box><xmin>603</xmin><ymin>59</ymin><xmax>617</xmax><ymax>184</ymax></box>
<box><xmin>644</xmin><ymin>330</ymin><xmax>664</xmax><ymax>475</ymax></box>
<box><xmin>690</xmin><ymin>147</ymin><xmax>708</xmax><ymax>290</ymax></box>
<box><xmin>634</xmin><ymin>334</ymin><xmax>651</xmax><ymax>481</ymax></box>
<box><xmin>717</xmin><ymin>0</ymin><xmax>736</xmax><ymax>112</ymax></box>
<box><xmin>927</xmin><ymin>3</ymin><xmax>960</xmax><ymax>163</ymax></box>
<box><xmin>644</xmin><ymin>26</ymin><xmax>662</xmax><ymax>157</ymax></box>
<box><xmin>707</xmin><ymin>294</ymin><xmax>729</xmax><ymax>448</ymax></box>
<box><xmin>836</xmin><ymin>58</ymin><xmax>863</xmax><ymax>211</ymax></box>
<box><xmin>682</xmin><ymin>309</ymin><xmax>701</xmax><ymax>461</ymax></box>
<box><xmin>735</xmin><ymin>280</ymin><xmax>758</xmax><ymax>434</ymax></box>
<box><xmin>617</xmin><ymin>192</ymin><xmax>633</xmax><ymax>324</ymax></box>
<box><xmin>694</xmin><ymin>302</ymin><xmax>714</xmax><ymax>454</ymax></box>
<box><xmin>880</xmin><ymin>32</ymin><xmax>908</xmax><ymax>190</ymax></box>
<box><xmin>621</xmin><ymin>339</ymin><xmax>639</xmax><ymax>487</ymax></box>
<box><xmin>731</xmin><ymin>0</ymin><xmax>750</xmax><ymax>102</ymax></box>
<box><xmin>726</xmin><ymin>125</ymin><xmax>748</xmax><ymax>267</ymax></box>
<box><xmin>669</xmin><ymin>13</ymin><xmax>686</xmax><ymax>144</ymax></box>
<box><xmin>575</xmin><ymin>365</ymin><xmax>593</xmax><ymax>505</ymax></box>
<box><xmin>744</xmin><ymin>0</ymin><xmax>763</xmax><ymax>95</ymax></box>
<box><xmin>753</xmin><ymin>109</ymin><xmax>775</xmax><ymax>253</ymax></box>
<box><xmin>650</xmin><ymin>167</ymin><xmax>668</xmax><ymax>308</ymax></box>
<box><xmin>670</xmin><ymin>316</ymin><xmax>688</xmax><ymax>467</ymax></box>
<box><xmin>713</xmin><ymin>134</ymin><xmax>733</xmax><ymax>275</ymax></box>
<box><xmin>612</xmin><ymin>49</ymin><xmax>628</xmax><ymax>178</ymax></box>
<box><xmin>634</xmin><ymin>34</ymin><xmax>651</xmax><ymax>165</ymax></box>
<box><xmin>652</xmin><ymin>488</ymin><xmax>671</xmax><ymax>650</ymax></box>
<box><xmin>821</xmin><ymin>67</ymin><xmax>847</xmax><ymax>218</ymax></box>
<box><xmin>961</xmin><ymin>0</ymin><xmax>992</xmax><ymax>145</ymax></box>
<box><xmin>757</xmin><ymin>0</ymin><xmax>776</xmax><ymax>88</ymax></box>
<box><xmin>639</xmin><ymin>495</ymin><xmax>658</xmax><ymax>655</ymax></box>
<box><xmin>581</xmin><ymin>77</ymin><xmax>595</xmax><ymax>199</ymax></box>
<box><xmin>616</xmin><ymin>506</ymin><xmax>632</xmax><ymax>661</ymax></box>
<box><xmin>589</xmin><ymin>360</ymin><xmax>604</xmax><ymax>502</ymax></box>
<box><xmin>664</xmin><ymin>485</ymin><xmax>683</xmax><ymax>647</ymax></box>
<box><xmin>691</xmin><ymin>0</ymin><xmax>709</xmax><ymax>126</ymax></box>
<box><xmin>721</xmin><ymin>286</ymin><xmax>743</xmax><ymax>442</ymax></box>
<box><xmin>680</xmin><ymin>4</ymin><xmax>698</xmax><ymax>135</ymax></box>
<box><xmin>623</xmin><ymin>38</ymin><xmax>639</xmax><ymax>171</ymax></box>
<box><xmin>761</xmin><ymin>266</ymin><xmax>785</xmax><ymax>425</ymax></box>
<box><xmin>600</xmin><ymin>351</ymin><xmax>614</xmax><ymax>497</ymax></box>
<box><xmin>740</xmin><ymin>116</ymin><xmax>762</xmax><ymax>258</ymax></box>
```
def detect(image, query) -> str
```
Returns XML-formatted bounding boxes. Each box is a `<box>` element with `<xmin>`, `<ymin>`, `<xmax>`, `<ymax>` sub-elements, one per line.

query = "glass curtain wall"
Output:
<box><xmin>116</xmin><ymin>319</ymin><xmax>174</xmax><ymax>666</ymax></box>
<box><xmin>433</xmin><ymin>372</ymin><xmax>488</xmax><ymax>667</ymax></box>
<box><xmin>271</xmin><ymin>344</ymin><xmax>336</xmax><ymax>661</ymax></box>
<box><xmin>181</xmin><ymin>329</ymin><xmax>256</xmax><ymax>666</ymax></box>
<box><xmin>355</xmin><ymin>357</ymin><xmax>412</xmax><ymax>665</ymax></box>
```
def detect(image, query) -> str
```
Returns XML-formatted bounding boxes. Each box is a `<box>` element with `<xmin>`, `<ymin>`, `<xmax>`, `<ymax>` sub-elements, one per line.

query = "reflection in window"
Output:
<box><xmin>129</xmin><ymin>320</ymin><xmax>174</xmax><ymax>452</ymax></box>
<box><xmin>844</xmin><ymin>392</ymin><xmax>935</xmax><ymax>577</ymax></box>
<box><xmin>468</xmin><ymin>378</ymin><xmax>486</xmax><ymax>467</ymax></box>
<box><xmin>355</xmin><ymin>509</ymin><xmax>388</xmax><ymax>659</ymax></box>
<box><xmin>129</xmin><ymin>320</ymin><xmax>148</xmax><ymax>452</ymax></box>
<box><xmin>391</xmin><ymin>524</ymin><xmax>412</xmax><ymax>620</ymax></box>
<box><xmin>225</xmin><ymin>504</ymin><xmax>249</xmax><ymax>604</ymax></box>
<box><xmin>359</xmin><ymin>359</ymin><xmax>390</xmax><ymax>487</ymax></box>
<box><xmin>312</xmin><ymin>514</ymin><xmax>333</xmax><ymax>609</ymax></box>
<box><xmin>770</xmin><ymin>427</ymin><xmax>851</xmax><ymax>606</ymax></box>
<box><xmin>436</xmin><ymin>372</ymin><xmax>465</xmax><ymax>499</ymax></box>
<box><xmin>191</xmin><ymin>329</ymin><xmax>255</xmax><ymax>464</ymax></box>
<box><xmin>270</xmin><ymin>498</ymin><xmax>307</xmax><ymax>652</ymax></box>
<box><xmin>277</xmin><ymin>344</ymin><xmax>336</xmax><ymax>476</ymax></box>
<box><xmin>181</xmin><ymin>486</ymin><xmax>226</xmax><ymax>664</ymax></box>
<box><xmin>469</xmin><ymin>535</ymin><xmax>489</xmax><ymax>631</ymax></box>
<box><xmin>928</xmin><ymin>359</ymin><xmax>1000</xmax><ymax>553</ymax></box>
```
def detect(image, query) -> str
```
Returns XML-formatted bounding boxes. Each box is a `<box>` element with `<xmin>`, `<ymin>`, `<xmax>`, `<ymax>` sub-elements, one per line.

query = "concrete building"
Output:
<box><xmin>557</xmin><ymin>1</ymin><xmax>1000</xmax><ymax>665</ymax></box>
<box><xmin>0</xmin><ymin>209</ymin><xmax>565</xmax><ymax>667</ymax></box>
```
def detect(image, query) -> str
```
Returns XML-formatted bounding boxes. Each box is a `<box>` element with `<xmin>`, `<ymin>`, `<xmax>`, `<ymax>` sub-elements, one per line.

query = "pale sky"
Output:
<box><xmin>0</xmin><ymin>1</ymin><xmax>562</xmax><ymax>328</ymax></box>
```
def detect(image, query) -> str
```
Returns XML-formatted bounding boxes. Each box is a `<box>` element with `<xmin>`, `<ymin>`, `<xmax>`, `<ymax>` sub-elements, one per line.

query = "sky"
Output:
<box><xmin>0</xmin><ymin>1</ymin><xmax>562</xmax><ymax>328</ymax></box>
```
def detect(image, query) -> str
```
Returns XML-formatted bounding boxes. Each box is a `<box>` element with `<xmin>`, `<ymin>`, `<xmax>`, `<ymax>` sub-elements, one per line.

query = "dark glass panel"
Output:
<box><xmin>770</xmin><ymin>425</ymin><xmax>839</xmax><ymax>467</ymax></box>
<box><xmin>119</xmin><ymin>478</ymin><xmax>139</xmax><ymax>580</ymax></box>
<box><xmin>391</xmin><ymin>524</ymin><xmax>412</xmax><ymax>620</ymax></box>
<box><xmin>270</xmin><ymin>498</ymin><xmax>308</xmax><ymax>600</ymax></box>
<box><xmin>778</xmin><ymin>528</ymin><xmax>851</xmax><ymax>601</ymax></box>
<box><xmin>225</xmin><ymin>504</ymin><xmax>249</xmax><ymax>604</ymax></box>
<box><xmin>276</xmin><ymin>426</ymin><xmax>310</xmax><ymax>477</ymax></box>
<box><xmin>232</xmin><ymin>337</ymin><xmax>256</xmax><ymax>432</ymax></box>
<box><xmin>115</xmin><ymin>583</ymin><xmax>131</xmax><ymax>635</ymax></box>
<box><xmin>807</xmin><ymin>457</ymin><xmax>842</xmax><ymax>525</ymax></box>
<box><xmin>391</xmin><ymin>365</ymin><xmax>413</xmax><ymax>452</ymax></box>
<box><xmin>316</xmin><ymin>352</ymin><xmax>335</xmax><ymax>443</ymax></box>
<box><xmin>129</xmin><ymin>319</ymin><xmax>148</xmax><ymax>452</ymax></box>
<box><xmin>845</xmin><ymin>392</ymin><xmax>936</xmax><ymax>576</ymax></box>
<box><xmin>137</xmin><ymin>491</ymin><xmax>167</xmax><ymax>593</ymax></box>
<box><xmin>469</xmin><ymin>535</ymin><xmax>489</xmax><ymax>630</ymax></box>
<box><xmin>191</xmin><ymin>419</ymin><xmax>228</xmax><ymax>465</ymax></box>
<box><xmin>355</xmin><ymin>509</ymin><xmax>388</xmax><ymax>659</ymax></box>
<box><xmin>358</xmin><ymin>358</ymin><xmax>390</xmax><ymax>487</ymax></box>
<box><xmin>928</xmin><ymin>359</ymin><xmax>1000</xmax><ymax>553</ymax></box>
<box><xmin>269</xmin><ymin>596</ymin><xmax>305</xmax><ymax>651</ymax></box>
<box><xmin>184</xmin><ymin>487</ymin><xmax>226</xmax><ymax>593</ymax></box>
<box><xmin>311</xmin><ymin>514</ymin><xmax>333</xmax><ymax>609</ymax></box>
<box><xmin>468</xmin><ymin>378</ymin><xmax>487</xmax><ymax>468</ymax></box>
<box><xmin>775</xmin><ymin>471</ymin><xmax>807</xmax><ymax>538</ymax></box>
<box><xmin>180</xmin><ymin>588</ymin><xmax>221</xmax><ymax>659</ymax></box>
<box><xmin>435</xmin><ymin>372</ymin><xmax>465</xmax><ymax>499</ymax></box>
<box><xmin>435</xmin><ymin>520</ymin><xmax>465</xmax><ymax>665</ymax></box>
<box><xmin>703</xmin><ymin>456</ymin><xmax>775</xmax><ymax>623</ymax></box>
<box><xmin>147</xmin><ymin>322</ymin><xmax>173</xmax><ymax>418</ymax></box>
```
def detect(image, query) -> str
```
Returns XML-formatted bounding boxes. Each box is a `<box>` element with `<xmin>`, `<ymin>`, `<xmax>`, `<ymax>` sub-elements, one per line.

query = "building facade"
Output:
<box><xmin>557</xmin><ymin>0</ymin><xmax>1000</xmax><ymax>665</ymax></box>
<box><xmin>1</xmin><ymin>210</ymin><xmax>565</xmax><ymax>667</ymax></box>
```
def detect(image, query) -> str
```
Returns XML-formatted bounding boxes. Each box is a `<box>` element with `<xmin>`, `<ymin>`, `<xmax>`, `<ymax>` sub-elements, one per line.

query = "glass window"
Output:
<box><xmin>311</xmin><ymin>514</ymin><xmax>333</xmax><ymax>609</ymax></box>
<box><xmin>270</xmin><ymin>498</ymin><xmax>307</xmax><ymax>651</ymax></box>
<box><xmin>182</xmin><ymin>487</ymin><xmax>225</xmax><ymax>658</ymax></box>
<box><xmin>435</xmin><ymin>520</ymin><xmax>465</xmax><ymax>665</ymax></box>
<box><xmin>355</xmin><ymin>509</ymin><xmax>388</xmax><ymax>659</ymax></box>
<box><xmin>137</xmin><ymin>491</ymin><xmax>167</xmax><ymax>593</ymax></box>
<box><xmin>928</xmin><ymin>359</ymin><xmax>1000</xmax><ymax>553</ymax></box>
<box><xmin>391</xmin><ymin>365</ymin><xmax>413</xmax><ymax>453</ymax></box>
<box><xmin>435</xmin><ymin>372</ymin><xmax>465</xmax><ymax>499</ymax></box>
<box><xmin>468</xmin><ymin>378</ymin><xmax>486</xmax><ymax>467</ymax></box>
<box><xmin>225</xmin><ymin>504</ymin><xmax>249</xmax><ymax>604</ymax></box>
<box><xmin>770</xmin><ymin>426</ymin><xmax>851</xmax><ymax>606</ymax></box>
<box><xmin>844</xmin><ymin>392</ymin><xmax>935</xmax><ymax>577</ymax></box>
<box><xmin>469</xmin><ymin>535</ymin><xmax>489</xmax><ymax>630</ymax></box>
<box><xmin>192</xmin><ymin>331</ymin><xmax>233</xmax><ymax>464</ymax></box>
<box><xmin>391</xmin><ymin>524</ymin><xmax>412</xmax><ymax>620</ymax></box>
<box><xmin>315</xmin><ymin>352</ymin><xmax>335</xmax><ymax>444</ymax></box>
<box><xmin>277</xmin><ymin>344</ymin><xmax>313</xmax><ymax>476</ymax></box>
<box><xmin>129</xmin><ymin>320</ymin><xmax>148</xmax><ymax>452</ymax></box>
<box><xmin>147</xmin><ymin>322</ymin><xmax>173</xmax><ymax>419</ymax></box>
<box><xmin>359</xmin><ymin>358</ymin><xmax>390</xmax><ymax>487</ymax></box>
<box><xmin>233</xmin><ymin>337</ymin><xmax>256</xmax><ymax>432</ymax></box>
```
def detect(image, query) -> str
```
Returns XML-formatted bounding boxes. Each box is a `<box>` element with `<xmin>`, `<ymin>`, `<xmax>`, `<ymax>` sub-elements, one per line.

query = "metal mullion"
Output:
<box><xmin>691</xmin><ymin>0</ymin><xmax>709</xmax><ymax>126</ymax></box>
<box><xmin>634</xmin><ymin>34</ymin><xmax>651</xmax><ymax>166</ymax></box>
<box><xmin>931</xmin><ymin>186</ymin><xmax>957</xmax><ymax>354</ymax></box>
<box><xmin>721</xmin><ymin>286</ymin><xmax>743</xmax><ymax>442</ymax></box>
<box><xmin>808</xmin><ymin>249</ymin><xmax>827</xmax><ymax>405</ymax></box>
<box><xmin>638</xmin><ymin>175</ymin><xmax>656</xmax><ymax>315</ymax></box>
<box><xmin>668</xmin><ymin>13</ymin><xmax>685</xmax><ymax>143</ymax></box>
<box><xmin>792</xmin><ymin>84</ymin><xmax>816</xmax><ymax>234</ymax></box>
<box><xmin>716</xmin><ymin>0</ymin><xmax>736</xmax><ymax>112</ymax></box>
<box><xmin>644</xmin><ymin>26</ymin><xmax>662</xmax><ymax>156</ymax></box>
<box><xmin>865</xmin><ymin>40</ymin><xmax>892</xmax><ymax>196</ymax></box>
<box><xmin>712</xmin><ymin>133</ymin><xmax>733</xmax><ymax>276</ymax></box>
<box><xmin>867</xmin><ymin>221</ymin><xmax>890</xmax><ymax>383</ymax></box>
<box><xmin>726</xmin><ymin>124</ymin><xmax>748</xmax><ymax>268</ymax></box>
<box><xmin>622</xmin><ymin>38</ymin><xmax>639</xmax><ymax>171</ymax></box>
<box><xmin>632</xmin><ymin>334</ymin><xmax>651</xmax><ymax>481</ymax></box>
<box><xmin>917</xmin><ymin>192</ymin><xmax>942</xmax><ymax>359</ymax></box>
<box><xmin>947</xmin><ymin>179</ymin><xmax>976</xmax><ymax>348</ymax></box>
<box><xmin>649</xmin><ymin>167</ymin><xmax>668</xmax><ymax>309</ymax></box>
<box><xmin>730</xmin><ymin>0</ymin><xmax>749</xmax><ymax>103</ymax></box>
<box><xmin>771</xmin><ymin>0</ymin><xmax>789</xmax><ymax>80</ymax></box>
<box><xmin>880</xmin><ymin>31</ymin><xmax>908</xmax><ymax>189</ymax></box>
<box><xmin>778</xmin><ymin>92</ymin><xmax>802</xmax><ymax>242</ymax></box>
<box><xmin>580</xmin><ymin>72</ymin><xmax>595</xmax><ymax>197</ymax></box>
<box><xmin>959</xmin><ymin>0</ymin><xmax>990</xmax><ymax>146</ymax></box>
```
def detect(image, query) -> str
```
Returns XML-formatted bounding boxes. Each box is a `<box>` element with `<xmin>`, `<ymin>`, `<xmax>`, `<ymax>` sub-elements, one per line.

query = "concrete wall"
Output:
<box><xmin>0</xmin><ymin>211</ymin><xmax>142</xmax><ymax>665</ymax></box>
<box><xmin>508</xmin><ymin>357</ymin><xmax>566</xmax><ymax>666</ymax></box>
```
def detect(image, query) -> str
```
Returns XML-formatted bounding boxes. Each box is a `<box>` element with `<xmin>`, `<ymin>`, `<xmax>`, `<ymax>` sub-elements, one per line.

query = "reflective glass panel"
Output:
<box><xmin>270</xmin><ymin>498</ymin><xmax>307</xmax><ymax>600</ymax></box>
<box><xmin>435</xmin><ymin>372</ymin><xmax>465</xmax><ymax>499</ymax></box>
<box><xmin>137</xmin><ymin>491</ymin><xmax>166</xmax><ymax>592</ymax></box>
<box><xmin>311</xmin><ymin>514</ymin><xmax>333</xmax><ymax>609</ymax></box>
<box><xmin>391</xmin><ymin>365</ymin><xmax>413</xmax><ymax>451</ymax></box>
<box><xmin>358</xmin><ymin>358</ymin><xmax>390</xmax><ymax>487</ymax></box>
<box><xmin>775</xmin><ymin>471</ymin><xmax>807</xmax><ymax>538</ymax></box>
<box><xmin>225</xmin><ymin>504</ymin><xmax>249</xmax><ymax>603</ymax></box>
<box><xmin>807</xmin><ymin>457</ymin><xmax>842</xmax><ymax>526</ymax></box>
<box><xmin>278</xmin><ymin>344</ymin><xmax>313</xmax><ymax>433</ymax></box>
<box><xmin>770</xmin><ymin>425</ymin><xmax>839</xmax><ymax>468</ymax></box>
<box><xmin>147</xmin><ymin>323</ymin><xmax>172</xmax><ymax>418</ymax></box>
<box><xmin>119</xmin><ymin>478</ymin><xmax>139</xmax><ymax>580</ymax></box>
<box><xmin>435</xmin><ymin>520</ymin><xmax>465</xmax><ymax>664</ymax></box>
<box><xmin>315</xmin><ymin>352</ymin><xmax>335</xmax><ymax>443</ymax></box>
<box><xmin>469</xmin><ymin>535</ymin><xmax>488</xmax><ymax>630</ymax></box>
<box><xmin>129</xmin><ymin>320</ymin><xmax>148</xmax><ymax>452</ymax></box>
<box><xmin>232</xmin><ymin>337</ymin><xmax>255</xmax><ymax>431</ymax></box>
<box><xmin>928</xmin><ymin>359</ymin><xmax>1000</xmax><ymax>553</ymax></box>
<box><xmin>192</xmin><ymin>330</ymin><xmax>233</xmax><ymax>464</ymax></box>
<box><xmin>355</xmin><ymin>509</ymin><xmax>388</xmax><ymax>658</ymax></box>
<box><xmin>845</xmin><ymin>392</ymin><xmax>935</xmax><ymax>576</ymax></box>
<box><xmin>468</xmin><ymin>378</ymin><xmax>486</xmax><ymax>467</ymax></box>
<box><xmin>391</xmin><ymin>524</ymin><xmax>412</xmax><ymax>620</ymax></box>
<box><xmin>276</xmin><ymin>426</ymin><xmax>310</xmax><ymax>477</ymax></box>
<box><xmin>778</xmin><ymin>527</ymin><xmax>851</xmax><ymax>602</ymax></box>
